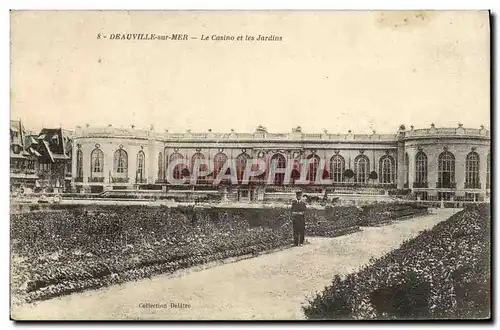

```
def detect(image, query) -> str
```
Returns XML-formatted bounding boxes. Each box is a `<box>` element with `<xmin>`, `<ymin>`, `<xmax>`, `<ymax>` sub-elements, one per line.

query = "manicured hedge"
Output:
<box><xmin>303</xmin><ymin>204</ymin><xmax>491</xmax><ymax>320</ymax></box>
<box><xmin>358</xmin><ymin>203</ymin><xmax>428</xmax><ymax>226</ymax></box>
<box><xmin>306</xmin><ymin>206</ymin><xmax>362</xmax><ymax>237</ymax></box>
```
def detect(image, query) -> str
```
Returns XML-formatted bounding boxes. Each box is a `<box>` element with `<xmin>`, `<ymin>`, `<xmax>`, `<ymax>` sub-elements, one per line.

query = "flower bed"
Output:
<box><xmin>11</xmin><ymin>205</ymin><xmax>293</xmax><ymax>303</ymax></box>
<box><xmin>303</xmin><ymin>204</ymin><xmax>491</xmax><ymax>320</ymax></box>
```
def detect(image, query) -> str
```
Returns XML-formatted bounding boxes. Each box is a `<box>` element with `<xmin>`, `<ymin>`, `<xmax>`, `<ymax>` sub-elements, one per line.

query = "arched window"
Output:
<box><xmin>465</xmin><ymin>152</ymin><xmax>480</xmax><ymax>188</ymax></box>
<box><xmin>270</xmin><ymin>153</ymin><xmax>286</xmax><ymax>185</ymax></box>
<box><xmin>191</xmin><ymin>153</ymin><xmax>207</xmax><ymax>183</ymax></box>
<box><xmin>354</xmin><ymin>155</ymin><xmax>370</xmax><ymax>183</ymax></box>
<box><xmin>250</xmin><ymin>154</ymin><xmax>267</xmax><ymax>183</ymax></box>
<box><xmin>191</xmin><ymin>153</ymin><xmax>207</xmax><ymax>171</ymax></box>
<box><xmin>415</xmin><ymin>151</ymin><xmax>428</xmax><ymax>184</ymax></box>
<box><xmin>169</xmin><ymin>152</ymin><xmax>184</xmax><ymax>180</ymax></box>
<box><xmin>487</xmin><ymin>153</ymin><xmax>491</xmax><ymax>189</ymax></box>
<box><xmin>113</xmin><ymin>149</ymin><xmax>128</xmax><ymax>175</ymax></box>
<box><xmin>136</xmin><ymin>151</ymin><xmax>145</xmax><ymax>182</ymax></box>
<box><xmin>76</xmin><ymin>149</ymin><xmax>83</xmax><ymax>178</ymax></box>
<box><xmin>404</xmin><ymin>153</ymin><xmax>409</xmax><ymax>186</ymax></box>
<box><xmin>379</xmin><ymin>155</ymin><xmax>395</xmax><ymax>184</ymax></box>
<box><xmin>438</xmin><ymin>151</ymin><xmax>455</xmax><ymax>188</ymax></box>
<box><xmin>330</xmin><ymin>155</ymin><xmax>345</xmax><ymax>183</ymax></box>
<box><xmin>157</xmin><ymin>152</ymin><xmax>164</xmax><ymax>180</ymax></box>
<box><xmin>236</xmin><ymin>153</ymin><xmax>250</xmax><ymax>183</ymax></box>
<box><xmin>90</xmin><ymin>148</ymin><xmax>104</xmax><ymax>176</ymax></box>
<box><xmin>307</xmin><ymin>154</ymin><xmax>321</xmax><ymax>183</ymax></box>
<box><xmin>213</xmin><ymin>153</ymin><xmax>228</xmax><ymax>178</ymax></box>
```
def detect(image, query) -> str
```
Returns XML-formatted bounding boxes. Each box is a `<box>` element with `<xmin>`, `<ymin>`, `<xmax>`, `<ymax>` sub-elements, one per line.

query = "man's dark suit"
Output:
<box><xmin>291</xmin><ymin>198</ymin><xmax>307</xmax><ymax>246</ymax></box>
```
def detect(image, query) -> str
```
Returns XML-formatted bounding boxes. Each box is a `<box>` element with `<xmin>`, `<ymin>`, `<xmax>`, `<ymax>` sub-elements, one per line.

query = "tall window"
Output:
<box><xmin>191</xmin><ymin>153</ymin><xmax>206</xmax><ymax>183</ymax></box>
<box><xmin>157</xmin><ymin>152</ymin><xmax>164</xmax><ymax>180</ymax></box>
<box><xmin>113</xmin><ymin>149</ymin><xmax>128</xmax><ymax>175</ymax></box>
<box><xmin>213</xmin><ymin>153</ymin><xmax>228</xmax><ymax>178</ymax></box>
<box><xmin>379</xmin><ymin>155</ymin><xmax>395</xmax><ymax>184</ymax></box>
<box><xmin>90</xmin><ymin>148</ymin><xmax>104</xmax><ymax>176</ymax></box>
<box><xmin>191</xmin><ymin>153</ymin><xmax>206</xmax><ymax>171</ymax></box>
<box><xmin>236</xmin><ymin>153</ymin><xmax>250</xmax><ymax>182</ymax></box>
<box><xmin>169</xmin><ymin>152</ymin><xmax>184</xmax><ymax>180</ymax></box>
<box><xmin>415</xmin><ymin>151</ymin><xmax>428</xmax><ymax>183</ymax></box>
<box><xmin>307</xmin><ymin>154</ymin><xmax>321</xmax><ymax>183</ymax></box>
<box><xmin>330</xmin><ymin>155</ymin><xmax>345</xmax><ymax>183</ymax></box>
<box><xmin>354</xmin><ymin>155</ymin><xmax>370</xmax><ymax>183</ymax></box>
<box><xmin>438</xmin><ymin>151</ymin><xmax>455</xmax><ymax>188</ymax></box>
<box><xmin>465</xmin><ymin>152</ymin><xmax>480</xmax><ymax>188</ymax></box>
<box><xmin>136</xmin><ymin>151</ymin><xmax>145</xmax><ymax>182</ymax></box>
<box><xmin>270</xmin><ymin>153</ymin><xmax>286</xmax><ymax>185</ymax></box>
<box><xmin>487</xmin><ymin>153</ymin><xmax>491</xmax><ymax>189</ymax></box>
<box><xmin>76</xmin><ymin>149</ymin><xmax>83</xmax><ymax>178</ymax></box>
<box><xmin>250</xmin><ymin>155</ymin><xmax>267</xmax><ymax>182</ymax></box>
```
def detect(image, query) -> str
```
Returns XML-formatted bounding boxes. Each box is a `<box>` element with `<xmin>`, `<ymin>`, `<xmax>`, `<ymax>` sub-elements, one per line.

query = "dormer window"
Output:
<box><xmin>52</xmin><ymin>134</ymin><xmax>59</xmax><ymax>145</ymax></box>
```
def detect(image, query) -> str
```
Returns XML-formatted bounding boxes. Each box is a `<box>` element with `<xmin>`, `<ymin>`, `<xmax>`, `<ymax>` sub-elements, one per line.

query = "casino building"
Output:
<box><xmin>71</xmin><ymin>124</ymin><xmax>491</xmax><ymax>202</ymax></box>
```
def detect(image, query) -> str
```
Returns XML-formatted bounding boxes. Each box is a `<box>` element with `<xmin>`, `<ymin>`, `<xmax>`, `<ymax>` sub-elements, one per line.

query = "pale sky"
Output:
<box><xmin>10</xmin><ymin>10</ymin><xmax>490</xmax><ymax>134</ymax></box>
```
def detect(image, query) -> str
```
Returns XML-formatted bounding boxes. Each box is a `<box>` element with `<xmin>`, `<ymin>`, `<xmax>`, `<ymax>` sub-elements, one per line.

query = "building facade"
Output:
<box><xmin>71</xmin><ymin>124</ymin><xmax>491</xmax><ymax>201</ymax></box>
<box><xmin>10</xmin><ymin>120</ymin><xmax>74</xmax><ymax>193</ymax></box>
<box><xmin>10</xmin><ymin>120</ymin><xmax>38</xmax><ymax>191</ymax></box>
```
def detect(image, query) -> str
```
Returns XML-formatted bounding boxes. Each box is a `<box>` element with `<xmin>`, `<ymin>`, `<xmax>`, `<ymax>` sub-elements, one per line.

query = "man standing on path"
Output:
<box><xmin>291</xmin><ymin>190</ymin><xmax>307</xmax><ymax>247</ymax></box>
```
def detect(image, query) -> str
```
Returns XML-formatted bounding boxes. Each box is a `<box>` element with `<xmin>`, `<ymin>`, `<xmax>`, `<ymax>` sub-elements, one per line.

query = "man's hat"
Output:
<box><xmin>295</xmin><ymin>190</ymin><xmax>303</xmax><ymax>195</ymax></box>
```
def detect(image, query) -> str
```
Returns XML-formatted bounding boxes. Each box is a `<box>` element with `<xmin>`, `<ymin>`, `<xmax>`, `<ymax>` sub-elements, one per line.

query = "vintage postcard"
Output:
<box><xmin>10</xmin><ymin>10</ymin><xmax>491</xmax><ymax>321</ymax></box>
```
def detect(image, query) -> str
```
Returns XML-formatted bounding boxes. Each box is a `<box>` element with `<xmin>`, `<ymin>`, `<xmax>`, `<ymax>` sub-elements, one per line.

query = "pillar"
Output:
<box><xmin>396</xmin><ymin>141</ymin><xmax>405</xmax><ymax>189</ymax></box>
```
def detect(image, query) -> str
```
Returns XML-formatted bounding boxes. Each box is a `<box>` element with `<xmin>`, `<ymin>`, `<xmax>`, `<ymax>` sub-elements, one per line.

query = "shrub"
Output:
<box><xmin>303</xmin><ymin>204</ymin><xmax>491</xmax><ymax>320</ymax></box>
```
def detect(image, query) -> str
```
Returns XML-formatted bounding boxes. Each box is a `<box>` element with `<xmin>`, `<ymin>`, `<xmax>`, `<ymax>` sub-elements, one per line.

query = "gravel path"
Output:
<box><xmin>12</xmin><ymin>208</ymin><xmax>460</xmax><ymax>320</ymax></box>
